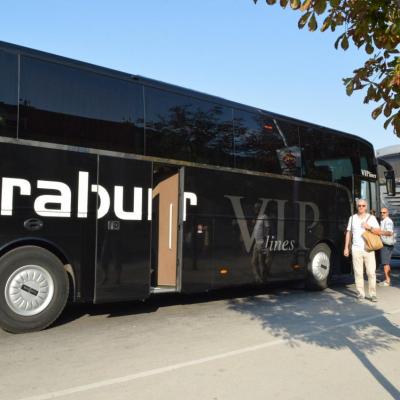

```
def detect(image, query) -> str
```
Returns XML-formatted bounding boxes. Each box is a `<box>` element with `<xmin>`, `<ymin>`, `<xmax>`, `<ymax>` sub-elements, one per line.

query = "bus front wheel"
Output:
<box><xmin>305</xmin><ymin>243</ymin><xmax>331</xmax><ymax>291</ymax></box>
<box><xmin>0</xmin><ymin>246</ymin><xmax>69</xmax><ymax>333</ymax></box>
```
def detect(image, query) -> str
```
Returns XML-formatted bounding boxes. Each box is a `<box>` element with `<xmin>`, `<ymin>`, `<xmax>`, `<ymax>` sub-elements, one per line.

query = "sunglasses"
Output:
<box><xmin>357</xmin><ymin>205</ymin><xmax>367</xmax><ymax>207</ymax></box>
<box><xmin>380</xmin><ymin>211</ymin><xmax>387</xmax><ymax>214</ymax></box>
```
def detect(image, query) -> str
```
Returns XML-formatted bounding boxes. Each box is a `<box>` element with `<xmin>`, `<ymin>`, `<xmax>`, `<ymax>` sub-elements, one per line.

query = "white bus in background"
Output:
<box><xmin>377</xmin><ymin>145</ymin><xmax>400</xmax><ymax>258</ymax></box>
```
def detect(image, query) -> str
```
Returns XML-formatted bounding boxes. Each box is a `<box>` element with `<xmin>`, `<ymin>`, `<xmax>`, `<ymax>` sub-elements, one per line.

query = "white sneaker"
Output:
<box><xmin>378</xmin><ymin>281</ymin><xmax>390</xmax><ymax>287</ymax></box>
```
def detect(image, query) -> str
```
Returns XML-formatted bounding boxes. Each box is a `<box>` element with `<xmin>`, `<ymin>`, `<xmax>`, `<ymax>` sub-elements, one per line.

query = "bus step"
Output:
<box><xmin>150</xmin><ymin>286</ymin><xmax>177</xmax><ymax>294</ymax></box>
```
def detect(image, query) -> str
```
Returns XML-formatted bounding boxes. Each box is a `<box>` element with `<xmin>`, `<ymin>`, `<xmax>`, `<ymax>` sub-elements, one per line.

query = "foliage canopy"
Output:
<box><xmin>253</xmin><ymin>0</ymin><xmax>400</xmax><ymax>137</ymax></box>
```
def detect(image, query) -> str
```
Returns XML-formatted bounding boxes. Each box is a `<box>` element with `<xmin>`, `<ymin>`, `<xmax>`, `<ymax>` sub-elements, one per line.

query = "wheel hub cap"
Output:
<box><xmin>311</xmin><ymin>251</ymin><xmax>330</xmax><ymax>281</ymax></box>
<box><xmin>5</xmin><ymin>265</ymin><xmax>54</xmax><ymax>316</ymax></box>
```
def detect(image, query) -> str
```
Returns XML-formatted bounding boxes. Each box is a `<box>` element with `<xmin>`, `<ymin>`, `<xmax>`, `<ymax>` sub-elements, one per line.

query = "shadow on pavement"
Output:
<box><xmin>227</xmin><ymin>277</ymin><xmax>400</xmax><ymax>399</ymax></box>
<box><xmin>53</xmin><ymin>280</ymin><xmax>304</xmax><ymax>328</ymax></box>
<box><xmin>52</xmin><ymin>264</ymin><xmax>400</xmax><ymax>397</ymax></box>
<box><xmin>55</xmin><ymin>260</ymin><xmax>400</xmax><ymax>328</ymax></box>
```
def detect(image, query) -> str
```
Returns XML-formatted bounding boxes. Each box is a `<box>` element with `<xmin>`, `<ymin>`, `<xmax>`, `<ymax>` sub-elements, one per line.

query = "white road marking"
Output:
<box><xmin>18</xmin><ymin>308</ymin><xmax>400</xmax><ymax>400</ymax></box>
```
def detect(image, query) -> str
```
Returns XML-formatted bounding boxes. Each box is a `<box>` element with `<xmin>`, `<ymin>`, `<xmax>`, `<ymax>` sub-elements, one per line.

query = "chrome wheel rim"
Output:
<box><xmin>311</xmin><ymin>251</ymin><xmax>330</xmax><ymax>281</ymax></box>
<box><xmin>5</xmin><ymin>265</ymin><xmax>54</xmax><ymax>316</ymax></box>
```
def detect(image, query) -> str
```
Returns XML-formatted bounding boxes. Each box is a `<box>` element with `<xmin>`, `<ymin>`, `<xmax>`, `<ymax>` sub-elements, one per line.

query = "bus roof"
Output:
<box><xmin>376</xmin><ymin>145</ymin><xmax>400</xmax><ymax>157</ymax></box>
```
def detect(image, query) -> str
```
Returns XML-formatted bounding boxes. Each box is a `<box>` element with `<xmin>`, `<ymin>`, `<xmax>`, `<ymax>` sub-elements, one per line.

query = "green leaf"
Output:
<box><xmin>355</xmin><ymin>39</ymin><xmax>365</xmax><ymax>49</ymax></box>
<box><xmin>266</xmin><ymin>0</ymin><xmax>277</xmax><ymax>4</ymax></box>
<box><xmin>290</xmin><ymin>0</ymin><xmax>301</xmax><ymax>10</ymax></box>
<box><xmin>300</xmin><ymin>0</ymin><xmax>312</xmax><ymax>11</ymax></box>
<box><xmin>280</xmin><ymin>0</ymin><xmax>289</xmax><ymax>7</ymax></box>
<box><xmin>355</xmin><ymin>82</ymin><xmax>366</xmax><ymax>90</ymax></box>
<box><xmin>372</xmin><ymin>104</ymin><xmax>384</xmax><ymax>119</ymax></box>
<box><xmin>298</xmin><ymin>12</ymin><xmax>311</xmax><ymax>29</ymax></box>
<box><xmin>346</xmin><ymin>81</ymin><xmax>354</xmax><ymax>96</ymax></box>
<box><xmin>393</xmin><ymin>115</ymin><xmax>400</xmax><ymax>136</ymax></box>
<box><xmin>367</xmin><ymin>85</ymin><xmax>376</xmax><ymax>99</ymax></box>
<box><xmin>374</xmin><ymin>90</ymin><xmax>382</xmax><ymax>102</ymax></box>
<box><xmin>308</xmin><ymin>13</ymin><xmax>317</xmax><ymax>31</ymax></box>
<box><xmin>334</xmin><ymin>34</ymin><xmax>344</xmax><ymax>49</ymax></box>
<box><xmin>384</xmin><ymin>114</ymin><xmax>396</xmax><ymax>129</ymax></box>
<box><xmin>321</xmin><ymin>16</ymin><xmax>331</xmax><ymax>32</ymax></box>
<box><xmin>366</xmin><ymin>43</ymin><xmax>374</xmax><ymax>55</ymax></box>
<box><xmin>390</xmin><ymin>23</ymin><xmax>399</xmax><ymax>35</ymax></box>
<box><xmin>330</xmin><ymin>0</ymin><xmax>340</xmax><ymax>6</ymax></box>
<box><xmin>314</xmin><ymin>0</ymin><xmax>327</xmax><ymax>15</ymax></box>
<box><xmin>341</xmin><ymin>35</ymin><xmax>349</xmax><ymax>50</ymax></box>
<box><xmin>384</xmin><ymin>103</ymin><xmax>392</xmax><ymax>118</ymax></box>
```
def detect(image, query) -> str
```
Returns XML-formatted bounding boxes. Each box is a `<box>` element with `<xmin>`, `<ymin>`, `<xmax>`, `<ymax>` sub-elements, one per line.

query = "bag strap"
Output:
<box><xmin>349</xmin><ymin>215</ymin><xmax>353</xmax><ymax>241</ymax></box>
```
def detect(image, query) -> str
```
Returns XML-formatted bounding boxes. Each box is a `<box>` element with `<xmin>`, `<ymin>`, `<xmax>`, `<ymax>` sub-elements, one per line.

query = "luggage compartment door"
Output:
<box><xmin>95</xmin><ymin>156</ymin><xmax>152</xmax><ymax>303</ymax></box>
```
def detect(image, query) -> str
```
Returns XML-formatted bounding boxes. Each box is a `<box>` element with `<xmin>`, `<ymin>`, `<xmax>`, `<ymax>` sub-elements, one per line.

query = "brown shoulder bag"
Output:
<box><xmin>362</xmin><ymin>215</ymin><xmax>383</xmax><ymax>251</ymax></box>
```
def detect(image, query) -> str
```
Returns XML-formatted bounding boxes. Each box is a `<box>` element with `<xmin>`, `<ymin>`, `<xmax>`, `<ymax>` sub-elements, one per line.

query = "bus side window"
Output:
<box><xmin>234</xmin><ymin>110</ymin><xmax>284</xmax><ymax>174</ymax></box>
<box><xmin>273</xmin><ymin>119</ymin><xmax>301</xmax><ymax>177</ymax></box>
<box><xmin>299</xmin><ymin>127</ymin><xmax>355</xmax><ymax>185</ymax></box>
<box><xmin>19</xmin><ymin>56</ymin><xmax>145</xmax><ymax>154</ymax></box>
<box><xmin>144</xmin><ymin>87</ymin><xmax>234</xmax><ymax>167</ymax></box>
<box><xmin>0</xmin><ymin>49</ymin><xmax>18</xmax><ymax>139</ymax></box>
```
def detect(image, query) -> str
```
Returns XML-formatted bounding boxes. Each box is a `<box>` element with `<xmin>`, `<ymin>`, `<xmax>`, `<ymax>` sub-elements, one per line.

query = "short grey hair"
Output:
<box><xmin>356</xmin><ymin>198</ymin><xmax>368</xmax><ymax>206</ymax></box>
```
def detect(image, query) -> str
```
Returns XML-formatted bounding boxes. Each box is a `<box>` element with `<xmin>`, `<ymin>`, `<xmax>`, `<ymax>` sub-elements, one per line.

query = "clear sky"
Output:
<box><xmin>1</xmin><ymin>0</ymin><xmax>398</xmax><ymax>151</ymax></box>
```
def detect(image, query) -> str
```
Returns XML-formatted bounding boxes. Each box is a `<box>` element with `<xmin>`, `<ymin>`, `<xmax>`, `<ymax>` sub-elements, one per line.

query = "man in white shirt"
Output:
<box><xmin>344</xmin><ymin>199</ymin><xmax>380</xmax><ymax>301</ymax></box>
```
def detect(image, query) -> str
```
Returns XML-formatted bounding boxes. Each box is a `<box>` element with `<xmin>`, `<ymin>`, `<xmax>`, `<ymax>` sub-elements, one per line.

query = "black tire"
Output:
<box><xmin>305</xmin><ymin>243</ymin><xmax>331</xmax><ymax>291</ymax></box>
<box><xmin>0</xmin><ymin>246</ymin><xmax>69</xmax><ymax>333</ymax></box>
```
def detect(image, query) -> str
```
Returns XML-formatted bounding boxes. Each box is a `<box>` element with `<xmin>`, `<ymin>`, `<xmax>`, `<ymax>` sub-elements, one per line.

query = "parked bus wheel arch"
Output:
<box><xmin>0</xmin><ymin>246</ymin><xmax>69</xmax><ymax>333</ymax></box>
<box><xmin>305</xmin><ymin>242</ymin><xmax>332</xmax><ymax>291</ymax></box>
<box><xmin>0</xmin><ymin>239</ymin><xmax>76</xmax><ymax>301</ymax></box>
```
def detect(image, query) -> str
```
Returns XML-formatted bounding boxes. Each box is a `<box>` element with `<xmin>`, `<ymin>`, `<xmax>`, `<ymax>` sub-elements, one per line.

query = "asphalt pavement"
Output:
<box><xmin>0</xmin><ymin>265</ymin><xmax>399</xmax><ymax>400</ymax></box>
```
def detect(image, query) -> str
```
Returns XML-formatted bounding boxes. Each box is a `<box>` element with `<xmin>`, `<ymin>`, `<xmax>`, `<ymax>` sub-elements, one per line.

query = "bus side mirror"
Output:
<box><xmin>384</xmin><ymin>170</ymin><xmax>396</xmax><ymax>196</ymax></box>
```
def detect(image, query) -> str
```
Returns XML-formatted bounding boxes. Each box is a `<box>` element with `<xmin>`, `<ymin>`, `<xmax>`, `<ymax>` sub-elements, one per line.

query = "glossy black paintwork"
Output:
<box><xmin>0</xmin><ymin>42</ymin><xmax>374</xmax><ymax>303</ymax></box>
<box><xmin>181</xmin><ymin>167</ymin><xmax>351</xmax><ymax>292</ymax></box>
<box><xmin>0</xmin><ymin>143</ymin><xmax>97</xmax><ymax>301</ymax></box>
<box><xmin>0</xmin><ymin>141</ymin><xmax>353</xmax><ymax>301</ymax></box>
<box><xmin>0</xmin><ymin>50</ymin><xmax>18</xmax><ymax>138</ymax></box>
<box><xmin>95</xmin><ymin>156</ymin><xmax>151</xmax><ymax>302</ymax></box>
<box><xmin>0</xmin><ymin>43</ymin><xmax>377</xmax><ymax>182</ymax></box>
<box><xmin>19</xmin><ymin>55</ymin><xmax>145</xmax><ymax>154</ymax></box>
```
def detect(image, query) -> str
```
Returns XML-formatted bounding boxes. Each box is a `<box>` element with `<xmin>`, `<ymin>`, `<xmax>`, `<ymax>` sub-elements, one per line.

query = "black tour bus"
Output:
<box><xmin>0</xmin><ymin>41</ymin><xmax>388</xmax><ymax>333</ymax></box>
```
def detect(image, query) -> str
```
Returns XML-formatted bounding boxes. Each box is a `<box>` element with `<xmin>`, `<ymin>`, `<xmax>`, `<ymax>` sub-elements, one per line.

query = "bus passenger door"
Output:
<box><xmin>150</xmin><ymin>164</ymin><xmax>182</xmax><ymax>291</ymax></box>
<box><xmin>353</xmin><ymin>175</ymin><xmax>378</xmax><ymax>213</ymax></box>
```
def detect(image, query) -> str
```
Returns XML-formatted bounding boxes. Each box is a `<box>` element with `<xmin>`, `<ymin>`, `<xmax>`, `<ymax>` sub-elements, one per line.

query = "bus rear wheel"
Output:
<box><xmin>305</xmin><ymin>243</ymin><xmax>331</xmax><ymax>291</ymax></box>
<box><xmin>0</xmin><ymin>246</ymin><xmax>69</xmax><ymax>333</ymax></box>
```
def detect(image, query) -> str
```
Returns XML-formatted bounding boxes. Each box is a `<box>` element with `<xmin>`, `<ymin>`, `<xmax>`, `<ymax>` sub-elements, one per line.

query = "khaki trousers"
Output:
<box><xmin>352</xmin><ymin>248</ymin><xmax>376</xmax><ymax>297</ymax></box>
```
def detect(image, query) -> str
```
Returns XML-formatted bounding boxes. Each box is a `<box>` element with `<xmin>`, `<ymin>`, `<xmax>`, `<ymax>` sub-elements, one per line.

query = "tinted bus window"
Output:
<box><xmin>19</xmin><ymin>56</ymin><xmax>144</xmax><ymax>153</ymax></box>
<box><xmin>359</xmin><ymin>141</ymin><xmax>376</xmax><ymax>174</ymax></box>
<box><xmin>299</xmin><ymin>127</ymin><xmax>357</xmax><ymax>186</ymax></box>
<box><xmin>234</xmin><ymin>110</ymin><xmax>286</xmax><ymax>174</ymax></box>
<box><xmin>273</xmin><ymin>119</ymin><xmax>301</xmax><ymax>176</ymax></box>
<box><xmin>145</xmin><ymin>87</ymin><xmax>234</xmax><ymax>166</ymax></box>
<box><xmin>0</xmin><ymin>50</ymin><xmax>18</xmax><ymax>138</ymax></box>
